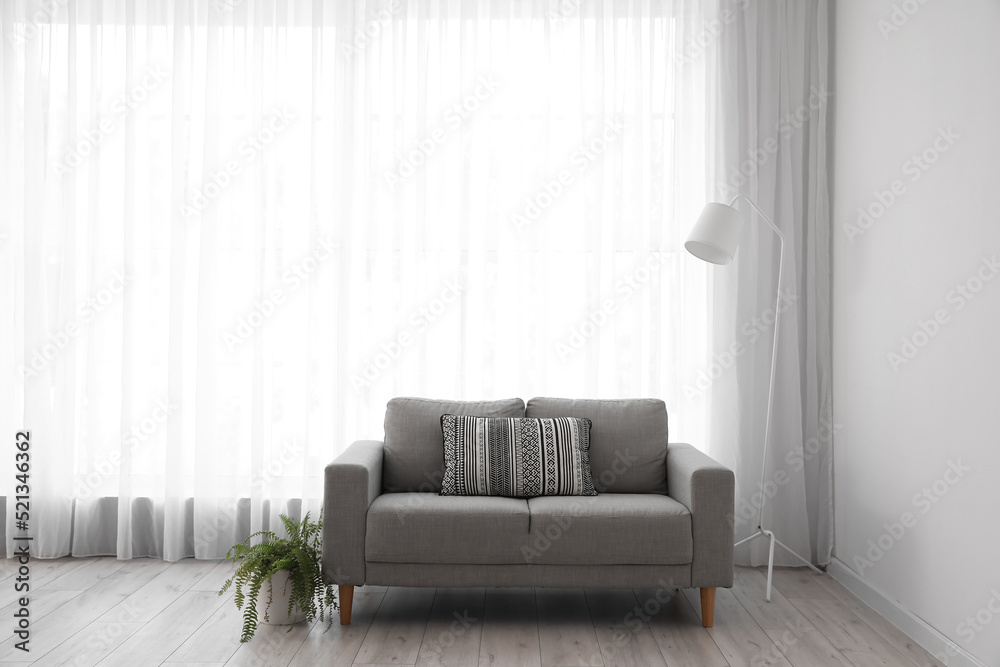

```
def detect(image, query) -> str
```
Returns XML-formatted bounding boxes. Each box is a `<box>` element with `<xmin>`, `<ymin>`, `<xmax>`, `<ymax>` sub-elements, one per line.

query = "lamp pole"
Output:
<box><xmin>727</xmin><ymin>194</ymin><xmax>823</xmax><ymax>601</ymax></box>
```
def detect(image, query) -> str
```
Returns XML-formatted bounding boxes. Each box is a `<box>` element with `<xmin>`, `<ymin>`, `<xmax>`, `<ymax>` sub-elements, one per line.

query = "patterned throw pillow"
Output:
<box><xmin>440</xmin><ymin>415</ymin><xmax>598</xmax><ymax>497</ymax></box>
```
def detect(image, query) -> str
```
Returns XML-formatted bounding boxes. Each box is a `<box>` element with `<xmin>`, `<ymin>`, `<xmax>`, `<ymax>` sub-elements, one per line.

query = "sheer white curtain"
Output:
<box><xmin>1</xmin><ymin>0</ymin><xmax>727</xmax><ymax>560</ymax></box>
<box><xmin>706</xmin><ymin>0</ymin><xmax>834</xmax><ymax>567</ymax></box>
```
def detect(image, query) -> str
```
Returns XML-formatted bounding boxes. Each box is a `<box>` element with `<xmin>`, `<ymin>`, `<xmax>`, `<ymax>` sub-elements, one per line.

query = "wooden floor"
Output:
<box><xmin>0</xmin><ymin>558</ymin><xmax>946</xmax><ymax>667</ymax></box>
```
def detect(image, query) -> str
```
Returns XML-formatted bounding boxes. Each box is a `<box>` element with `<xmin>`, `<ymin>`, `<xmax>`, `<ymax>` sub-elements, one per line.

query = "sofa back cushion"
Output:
<box><xmin>525</xmin><ymin>397</ymin><xmax>668</xmax><ymax>494</ymax></box>
<box><xmin>382</xmin><ymin>397</ymin><xmax>525</xmax><ymax>493</ymax></box>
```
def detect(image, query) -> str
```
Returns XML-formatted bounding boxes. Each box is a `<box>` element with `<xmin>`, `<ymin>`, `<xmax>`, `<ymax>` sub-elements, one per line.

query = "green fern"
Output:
<box><xmin>219</xmin><ymin>512</ymin><xmax>339</xmax><ymax>642</ymax></box>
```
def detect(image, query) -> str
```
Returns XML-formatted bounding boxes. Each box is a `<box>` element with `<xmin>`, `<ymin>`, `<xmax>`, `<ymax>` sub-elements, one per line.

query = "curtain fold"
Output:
<box><xmin>707</xmin><ymin>0</ymin><xmax>834</xmax><ymax>567</ymax></box>
<box><xmin>1</xmin><ymin>0</ymin><xmax>735</xmax><ymax>560</ymax></box>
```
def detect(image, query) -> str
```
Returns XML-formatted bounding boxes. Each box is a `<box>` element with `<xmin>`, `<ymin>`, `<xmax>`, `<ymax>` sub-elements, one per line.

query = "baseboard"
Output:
<box><xmin>827</xmin><ymin>558</ymin><xmax>988</xmax><ymax>667</ymax></box>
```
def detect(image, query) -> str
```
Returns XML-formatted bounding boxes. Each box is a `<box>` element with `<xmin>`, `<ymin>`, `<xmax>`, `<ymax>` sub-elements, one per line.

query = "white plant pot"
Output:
<box><xmin>256</xmin><ymin>570</ymin><xmax>308</xmax><ymax>625</ymax></box>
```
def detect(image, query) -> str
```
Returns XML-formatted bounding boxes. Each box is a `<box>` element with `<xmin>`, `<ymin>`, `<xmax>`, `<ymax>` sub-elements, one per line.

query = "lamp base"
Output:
<box><xmin>735</xmin><ymin>527</ymin><xmax>824</xmax><ymax>601</ymax></box>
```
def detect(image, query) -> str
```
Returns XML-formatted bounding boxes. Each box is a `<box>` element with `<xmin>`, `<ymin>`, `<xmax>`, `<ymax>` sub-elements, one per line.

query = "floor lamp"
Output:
<box><xmin>684</xmin><ymin>195</ymin><xmax>823</xmax><ymax>602</ymax></box>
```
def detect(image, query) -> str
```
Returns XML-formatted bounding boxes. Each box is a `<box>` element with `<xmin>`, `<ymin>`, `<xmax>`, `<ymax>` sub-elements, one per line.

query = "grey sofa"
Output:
<box><xmin>323</xmin><ymin>397</ymin><xmax>734</xmax><ymax>627</ymax></box>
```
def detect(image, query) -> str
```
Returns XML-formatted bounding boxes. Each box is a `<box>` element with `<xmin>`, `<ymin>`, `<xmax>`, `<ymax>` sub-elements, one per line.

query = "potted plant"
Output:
<box><xmin>219</xmin><ymin>512</ymin><xmax>338</xmax><ymax>642</ymax></box>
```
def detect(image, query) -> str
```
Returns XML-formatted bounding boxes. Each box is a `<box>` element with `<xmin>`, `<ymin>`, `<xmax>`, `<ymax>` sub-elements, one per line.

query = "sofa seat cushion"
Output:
<box><xmin>523</xmin><ymin>494</ymin><xmax>692</xmax><ymax>566</ymax></box>
<box><xmin>366</xmin><ymin>493</ymin><xmax>530</xmax><ymax>564</ymax></box>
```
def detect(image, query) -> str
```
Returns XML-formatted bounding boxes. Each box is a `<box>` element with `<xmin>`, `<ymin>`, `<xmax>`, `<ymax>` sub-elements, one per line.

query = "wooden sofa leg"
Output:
<box><xmin>339</xmin><ymin>585</ymin><xmax>354</xmax><ymax>625</ymax></box>
<box><xmin>700</xmin><ymin>587</ymin><xmax>716</xmax><ymax>627</ymax></box>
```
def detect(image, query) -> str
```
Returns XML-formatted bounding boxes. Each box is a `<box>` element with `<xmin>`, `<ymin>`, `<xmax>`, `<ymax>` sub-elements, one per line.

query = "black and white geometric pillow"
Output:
<box><xmin>440</xmin><ymin>415</ymin><xmax>597</xmax><ymax>497</ymax></box>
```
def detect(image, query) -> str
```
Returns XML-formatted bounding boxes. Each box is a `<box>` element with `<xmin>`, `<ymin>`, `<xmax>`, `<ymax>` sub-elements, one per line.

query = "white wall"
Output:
<box><xmin>833</xmin><ymin>1</ymin><xmax>1000</xmax><ymax>665</ymax></box>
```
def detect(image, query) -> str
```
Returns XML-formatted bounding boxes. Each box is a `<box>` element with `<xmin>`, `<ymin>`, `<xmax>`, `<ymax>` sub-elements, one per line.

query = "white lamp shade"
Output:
<box><xmin>684</xmin><ymin>203</ymin><xmax>744</xmax><ymax>265</ymax></box>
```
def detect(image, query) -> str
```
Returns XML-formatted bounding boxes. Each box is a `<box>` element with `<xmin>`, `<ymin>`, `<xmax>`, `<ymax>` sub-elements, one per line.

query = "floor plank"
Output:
<box><xmin>354</xmin><ymin>587</ymin><xmax>435</xmax><ymax>665</ymax></box>
<box><xmin>31</xmin><ymin>622</ymin><xmax>144</xmax><ymax>667</ymax></box>
<box><xmin>787</xmin><ymin>597</ymin><xmax>916</xmax><ymax>667</ymax></box>
<box><xmin>0</xmin><ymin>558</ymin><xmax>89</xmax><ymax>605</ymax></box>
<box><xmin>168</xmin><ymin>592</ymin><xmax>246</xmax><ymax>663</ymax></box>
<box><xmin>813</xmin><ymin>573</ymin><xmax>947</xmax><ymax>667</ymax></box>
<box><xmin>286</xmin><ymin>588</ymin><xmax>385</xmax><ymax>667</ymax></box>
<box><xmin>416</xmin><ymin>588</ymin><xmax>486</xmax><ymax>667</ymax></box>
<box><xmin>188</xmin><ymin>560</ymin><xmax>236</xmax><ymax>592</ymax></box>
<box><xmin>0</xmin><ymin>588</ymin><xmax>84</xmax><ymax>624</ymax></box>
<box><xmin>771</xmin><ymin>568</ymin><xmax>839</xmax><ymax>601</ymax></box>
<box><xmin>0</xmin><ymin>559</ymin><xmax>169</xmax><ymax>661</ymax></box>
<box><xmin>584</xmin><ymin>589</ymin><xmax>667</xmax><ymax>667</ymax></box>
<box><xmin>638</xmin><ymin>588</ymin><xmax>729</xmax><ymax>667</ymax></box>
<box><xmin>730</xmin><ymin>568</ymin><xmax>854</xmax><ymax>667</ymax></box>
<box><xmin>0</xmin><ymin>560</ymin><xmax>947</xmax><ymax>667</ymax></box>
<box><xmin>224</xmin><ymin>618</ymin><xmax>317</xmax><ymax>667</ymax></box>
<box><xmin>42</xmin><ymin>557</ymin><xmax>130</xmax><ymax>590</ymax></box>
<box><xmin>772</xmin><ymin>568</ymin><xmax>917</xmax><ymax>667</ymax></box>
<box><xmin>485</xmin><ymin>587</ymin><xmax>534</xmax><ymax>595</ymax></box>
<box><xmin>535</xmin><ymin>589</ymin><xmax>603</xmax><ymax>666</ymax></box>
<box><xmin>478</xmin><ymin>593</ymin><xmax>542</xmax><ymax>667</ymax></box>
<box><xmin>97</xmin><ymin>559</ymin><xmax>220</xmax><ymax>624</ymax></box>
<box><xmin>96</xmin><ymin>591</ymin><xmax>232</xmax><ymax>666</ymax></box>
<box><xmin>681</xmin><ymin>587</ymin><xmax>793</xmax><ymax>667</ymax></box>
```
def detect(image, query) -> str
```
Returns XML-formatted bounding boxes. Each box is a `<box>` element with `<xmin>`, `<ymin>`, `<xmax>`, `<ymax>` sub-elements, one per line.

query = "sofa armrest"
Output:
<box><xmin>666</xmin><ymin>442</ymin><xmax>735</xmax><ymax>588</ymax></box>
<box><xmin>323</xmin><ymin>439</ymin><xmax>384</xmax><ymax>586</ymax></box>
